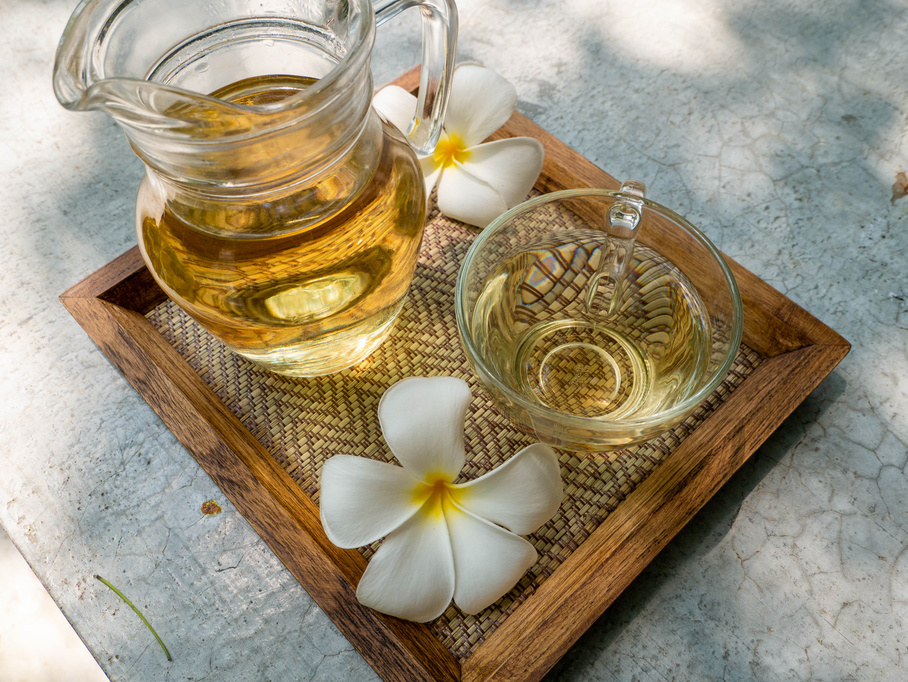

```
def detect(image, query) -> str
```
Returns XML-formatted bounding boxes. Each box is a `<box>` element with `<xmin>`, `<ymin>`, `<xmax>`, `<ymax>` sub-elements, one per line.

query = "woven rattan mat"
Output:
<box><xmin>146</xmin><ymin>206</ymin><xmax>762</xmax><ymax>661</ymax></box>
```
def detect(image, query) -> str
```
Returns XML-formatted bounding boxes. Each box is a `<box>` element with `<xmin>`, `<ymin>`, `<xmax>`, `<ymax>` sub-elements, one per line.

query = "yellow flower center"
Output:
<box><xmin>433</xmin><ymin>132</ymin><xmax>471</xmax><ymax>168</ymax></box>
<box><xmin>414</xmin><ymin>474</ymin><xmax>456</xmax><ymax>521</ymax></box>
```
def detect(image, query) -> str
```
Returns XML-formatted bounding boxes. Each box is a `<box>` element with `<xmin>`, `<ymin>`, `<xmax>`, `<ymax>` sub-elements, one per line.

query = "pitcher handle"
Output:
<box><xmin>374</xmin><ymin>0</ymin><xmax>458</xmax><ymax>155</ymax></box>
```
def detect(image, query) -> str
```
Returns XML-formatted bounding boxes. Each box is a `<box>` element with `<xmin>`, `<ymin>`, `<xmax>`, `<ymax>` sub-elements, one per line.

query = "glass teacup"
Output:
<box><xmin>455</xmin><ymin>183</ymin><xmax>743</xmax><ymax>451</ymax></box>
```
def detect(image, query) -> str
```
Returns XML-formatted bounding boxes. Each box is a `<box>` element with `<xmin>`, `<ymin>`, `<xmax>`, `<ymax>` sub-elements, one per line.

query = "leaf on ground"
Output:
<box><xmin>201</xmin><ymin>500</ymin><xmax>222</xmax><ymax>515</ymax></box>
<box><xmin>891</xmin><ymin>171</ymin><xmax>908</xmax><ymax>203</ymax></box>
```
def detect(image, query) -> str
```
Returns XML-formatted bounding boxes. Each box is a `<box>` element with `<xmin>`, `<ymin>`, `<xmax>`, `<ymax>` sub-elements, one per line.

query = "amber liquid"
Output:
<box><xmin>137</xmin><ymin>76</ymin><xmax>426</xmax><ymax>375</ymax></box>
<box><xmin>470</xmin><ymin>233</ymin><xmax>712</xmax><ymax>420</ymax></box>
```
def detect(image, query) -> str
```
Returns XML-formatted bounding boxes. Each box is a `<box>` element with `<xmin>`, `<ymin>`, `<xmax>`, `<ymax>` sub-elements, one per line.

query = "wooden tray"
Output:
<box><xmin>61</xmin><ymin>69</ymin><xmax>849</xmax><ymax>681</ymax></box>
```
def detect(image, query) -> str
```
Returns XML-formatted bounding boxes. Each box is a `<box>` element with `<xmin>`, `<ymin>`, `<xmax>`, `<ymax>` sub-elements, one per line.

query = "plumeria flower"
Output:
<box><xmin>319</xmin><ymin>377</ymin><xmax>562</xmax><ymax>622</ymax></box>
<box><xmin>373</xmin><ymin>64</ymin><xmax>545</xmax><ymax>228</ymax></box>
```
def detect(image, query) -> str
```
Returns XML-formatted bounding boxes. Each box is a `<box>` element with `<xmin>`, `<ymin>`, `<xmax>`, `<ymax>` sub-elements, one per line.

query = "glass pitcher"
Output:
<box><xmin>53</xmin><ymin>0</ymin><xmax>457</xmax><ymax>376</ymax></box>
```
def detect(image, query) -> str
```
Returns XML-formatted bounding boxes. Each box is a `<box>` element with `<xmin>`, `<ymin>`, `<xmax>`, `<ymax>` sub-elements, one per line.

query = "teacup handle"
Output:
<box><xmin>374</xmin><ymin>0</ymin><xmax>458</xmax><ymax>155</ymax></box>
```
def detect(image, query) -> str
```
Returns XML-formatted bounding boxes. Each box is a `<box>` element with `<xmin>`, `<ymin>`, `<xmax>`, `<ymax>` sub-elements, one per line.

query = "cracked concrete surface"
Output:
<box><xmin>2</xmin><ymin>0</ymin><xmax>907</xmax><ymax>680</ymax></box>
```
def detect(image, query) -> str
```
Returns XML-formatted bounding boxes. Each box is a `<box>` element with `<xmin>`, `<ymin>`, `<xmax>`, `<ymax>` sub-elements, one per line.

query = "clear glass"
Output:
<box><xmin>53</xmin><ymin>0</ymin><xmax>457</xmax><ymax>376</ymax></box>
<box><xmin>456</xmin><ymin>187</ymin><xmax>744</xmax><ymax>452</ymax></box>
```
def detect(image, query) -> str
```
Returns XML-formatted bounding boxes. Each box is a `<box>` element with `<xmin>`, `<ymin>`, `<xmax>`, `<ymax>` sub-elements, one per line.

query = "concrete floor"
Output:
<box><xmin>0</xmin><ymin>524</ymin><xmax>108</xmax><ymax>682</ymax></box>
<box><xmin>3</xmin><ymin>0</ymin><xmax>908</xmax><ymax>679</ymax></box>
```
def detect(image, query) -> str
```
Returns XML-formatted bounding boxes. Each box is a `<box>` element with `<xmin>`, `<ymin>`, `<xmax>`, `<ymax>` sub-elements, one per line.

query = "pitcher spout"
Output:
<box><xmin>52</xmin><ymin>0</ymin><xmax>101</xmax><ymax>112</ymax></box>
<box><xmin>53</xmin><ymin>0</ymin><xmax>380</xmax><ymax>188</ymax></box>
<box><xmin>52</xmin><ymin>0</ymin><xmax>196</xmax><ymax>120</ymax></box>
<box><xmin>53</xmin><ymin>0</ymin><xmax>375</xmax><ymax>124</ymax></box>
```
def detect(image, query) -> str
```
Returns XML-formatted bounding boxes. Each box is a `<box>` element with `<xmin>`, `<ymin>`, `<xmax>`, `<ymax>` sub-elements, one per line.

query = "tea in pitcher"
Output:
<box><xmin>138</xmin><ymin>76</ymin><xmax>426</xmax><ymax>376</ymax></box>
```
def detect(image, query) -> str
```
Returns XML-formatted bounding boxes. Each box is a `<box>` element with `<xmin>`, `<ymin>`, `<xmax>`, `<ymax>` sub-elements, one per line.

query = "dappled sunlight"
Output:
<box><xmin>599</xmin><ymin>0</ymin><xmax>745</xmax><ymax>72</ymax></box>
<box><xmin>0</xmin><ymin>527</ymin><xmax>108</xmax><ymax>682</ymax></box>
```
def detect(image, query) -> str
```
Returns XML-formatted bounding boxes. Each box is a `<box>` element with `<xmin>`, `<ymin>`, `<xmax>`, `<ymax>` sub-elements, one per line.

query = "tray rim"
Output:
<box><xmin>60</xmin><ymin>68</ymin><xmax>850</xmax><ymax>682</ymax></box>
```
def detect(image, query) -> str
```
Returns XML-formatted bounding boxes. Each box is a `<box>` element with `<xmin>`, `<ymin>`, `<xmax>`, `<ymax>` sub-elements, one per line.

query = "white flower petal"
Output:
<box><xmin>444</xmin><ymin>498</ymin><xmax>537</xmax><ymax>615</ymax></box>
<box><xmin>451</xmin><ymin>443</ymin><xmax>562</xmax><ymax>535</ymax></box>
<box><xmin>320</xmin><ymin>455</ymin><xmax>429</xmax><ymax>548</ymax></box>
<box><xmin>420</xmin><ymin>155</ymin><xmax>442</xmax><ymax>197</ymax></box>
<box><xmin>355</xmin><ymin>497</ymin><xmax>455</xmax><ymax>622</ymax></box>
<box><xmin>378</xmin><ymin>377</ymin><xmax>471</xmax><ymax>482</ymax></box>
<box><xmin>436</xmin><ymin>163</ymin><xmax>508</xmax><ymax>228</ymax></box>
<box><xmin>460</xmin><ymin>137</ymin><xmax>544</xmax><ymax>209</ymax></box>
<box><xmin>372</xmin><ymin>85</ymin><xmax>417</xmax><ymax>135</ymax></box>
<box><xmin>446</xmin><ymin>64</ymin><xmax>517</xmax><ymax>147</ymax></box>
